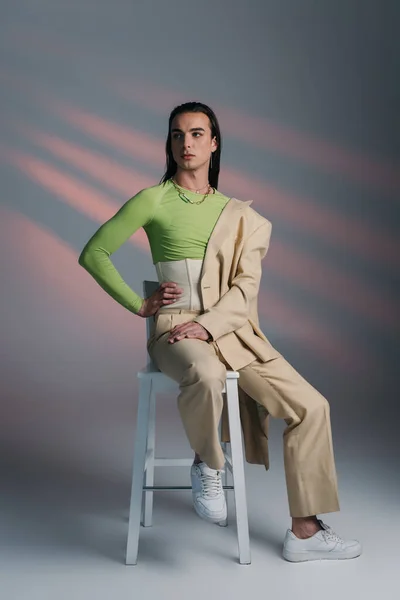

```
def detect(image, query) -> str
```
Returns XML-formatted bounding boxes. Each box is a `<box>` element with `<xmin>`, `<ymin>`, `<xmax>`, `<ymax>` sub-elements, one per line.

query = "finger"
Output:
<box><xmin>168</xmin><ymin>329</ymin><xmax>187</xmax><ymax>340</ymax></box>
<box><xmin>160</xmin><ymin>293</ymin><xmax>183</xmax><ymax>306</ymax></box>
<box><xmin>171</xmin><ymin>331</ymin><xmax>204</xmax><ymax>342</ymax></box>
<box><xmin>170</xmin><ymin>323</ymin><xmax>192</xmax><ymax>336</ymax></box>
<box><xmin>161</xmin><ymin>281</ymin><xmax>177</xmax><ymax>289</ymax></box>
<box><xmin>162</xmin><ymin>291</ymin><xmax>182</xmax><ymax>299</ymax></box>
<box><xmin>160</xmin><ymin>297</ymin><xmax>176</xmax><ymax>305</ymax></box>
<box><xmin>171</xmin><ymin>320</ymin><xmax>203</xmax><ymax>332</ymax></box>
<box><xmin>160</xmin><ymin>282</ymin><xmax>183</xmax><ymax>295</ymax></box>
<box><xmin>169</xmin><ymin>326</ymin><xmax>200</xmax><ymax>339</ymax></box>
<box><xmin>161</xmin><ymin>281</ymin><xmax>184</xmax><ymax>291</ymax></box>
<box><xmin>160</xmin><ymin>292</ymin><xmax>183</xmax><ymax>305</ymax></box>
<box><xmin>169</xmin><ymin>332</ymin><xmax>190</xmax><ymax>341</ymax></box>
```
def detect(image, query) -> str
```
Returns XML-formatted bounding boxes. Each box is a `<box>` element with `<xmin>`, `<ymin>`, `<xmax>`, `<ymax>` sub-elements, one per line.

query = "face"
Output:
<box><xmin>170</xmin><ymin>112</ymin><xmax>218</xmax><ymax>172</ymax></box>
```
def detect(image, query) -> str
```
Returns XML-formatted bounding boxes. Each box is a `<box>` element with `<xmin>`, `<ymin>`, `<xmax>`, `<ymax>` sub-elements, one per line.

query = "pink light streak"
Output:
<box><xmin>3</xmin><ymin>147</ymin><xmax>375</xmax><ymax>371</ymax></box>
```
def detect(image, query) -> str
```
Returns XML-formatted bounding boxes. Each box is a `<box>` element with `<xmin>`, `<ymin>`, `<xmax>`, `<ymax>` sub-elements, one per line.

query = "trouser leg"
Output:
<box><xmin>237</xmin><ymin>355</ymin><xmax>340</xmax><ymax>518</ymax></box>
<box><xmin>149</xmin><ymin>314</ymin><xmax>227</xmax><ymax>470</ymax></box>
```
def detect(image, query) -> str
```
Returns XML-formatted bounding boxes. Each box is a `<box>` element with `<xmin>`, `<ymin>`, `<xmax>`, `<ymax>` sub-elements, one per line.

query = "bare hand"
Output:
<box><xmin>137</xmin><ymin>282</ymin><xmax>183</xmax><ymax>318</ymax></box>
<box><xmin>167</xmin><ymin>321</ymin><xmax>211</xmax><ymax>344</ymax></box>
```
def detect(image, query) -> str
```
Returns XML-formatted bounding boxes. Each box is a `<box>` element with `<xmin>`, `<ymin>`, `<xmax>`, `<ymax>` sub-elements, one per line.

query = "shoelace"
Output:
<box><xmin>319</xmin><ymin>521</ymin><xmax>344</xmax><ymax>544</ymax></box>
<box><xmin>200</xmin><ymin>470</ymin><xmax>224</xmax><ymax>499</ymax></box>
<box><xmin>322</xmin><ymin>530</ymin><xmax>344</xmax><ymax>544</ymax></box>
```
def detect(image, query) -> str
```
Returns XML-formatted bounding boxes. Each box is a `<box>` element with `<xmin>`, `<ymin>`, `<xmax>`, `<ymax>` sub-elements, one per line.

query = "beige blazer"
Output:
<box><xmin>193</xmin><ymin>197</ymin><xmax>281</xmax><ymax>470</ymax></box>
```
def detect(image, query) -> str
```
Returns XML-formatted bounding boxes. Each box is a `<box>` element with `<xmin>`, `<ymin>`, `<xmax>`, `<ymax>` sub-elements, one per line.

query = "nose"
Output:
<box><xmin>183</xmin><ymin>134</ymin><xmax>192</xmax><ymax>149</ymax></box>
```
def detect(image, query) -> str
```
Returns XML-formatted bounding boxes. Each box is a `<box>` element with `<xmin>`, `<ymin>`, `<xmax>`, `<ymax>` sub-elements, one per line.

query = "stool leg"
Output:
<box><xmin>226</xmin><ymin>378</ymin><xmax>251</xmax><ymax>565</ymax></box>
<box><xmin>218</xmin><ymin>416</ymin><xmax>228</xmax><ymax>527</ymax></box>
<box><xmin>143</xmin><ymin>389</ymin><xmax>156</xmax><ymax>526</ymax></box>
<box><xmin>126</xmin><ymin>377</ymin><xmax>152</xmax><ymax>565</ymax></box>
<box><xmin>225</xmin><ymin>442</ymin><xmax>233</xmax><ymax>524</ymax></box>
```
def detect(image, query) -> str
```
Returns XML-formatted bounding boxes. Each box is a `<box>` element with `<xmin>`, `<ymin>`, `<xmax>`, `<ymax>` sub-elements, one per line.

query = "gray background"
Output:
<box><xmin>1</xmin><ymin>1</ymin><xmax>399</xmax><ymax>598</ymax></box>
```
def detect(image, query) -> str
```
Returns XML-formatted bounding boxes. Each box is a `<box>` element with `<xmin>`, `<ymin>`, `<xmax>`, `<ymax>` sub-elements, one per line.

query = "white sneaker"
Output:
<box><xmin>190</xmin><ymin>461</ymin><xmax>227</xmax><ymax>524</ymax></box>
<box><xmin>282</xmin><ymin>518</ymin><xmax>362</xmax><ymax>562</ymax></box>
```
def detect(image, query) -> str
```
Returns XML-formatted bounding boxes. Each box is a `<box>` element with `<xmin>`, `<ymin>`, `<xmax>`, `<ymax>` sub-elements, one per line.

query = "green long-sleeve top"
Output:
<box><xmin>78</xmin><ymin>179</ymin><xmax>231</xmax><ymax>313</ymax></box>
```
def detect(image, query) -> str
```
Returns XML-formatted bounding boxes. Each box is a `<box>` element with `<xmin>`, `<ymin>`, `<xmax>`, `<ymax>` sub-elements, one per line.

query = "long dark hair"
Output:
<box><xmin>159</xmin><ymin>101</ymin><xmax>222</xmax><ymax>190</ymax></box>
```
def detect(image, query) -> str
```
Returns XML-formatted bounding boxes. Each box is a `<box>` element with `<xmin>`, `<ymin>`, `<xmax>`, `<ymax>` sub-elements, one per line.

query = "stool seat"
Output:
<box><xmin>125</xmin><ymin>281</ymin><xmax>251</xmax><ymax>565</ymax></box>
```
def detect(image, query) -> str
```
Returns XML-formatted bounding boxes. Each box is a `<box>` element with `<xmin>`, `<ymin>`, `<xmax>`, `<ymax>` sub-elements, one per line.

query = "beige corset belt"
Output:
<box><xmin>155</xmin><ymin>259</ymin><xmax>204</xmax><ymax>311</ymax></box>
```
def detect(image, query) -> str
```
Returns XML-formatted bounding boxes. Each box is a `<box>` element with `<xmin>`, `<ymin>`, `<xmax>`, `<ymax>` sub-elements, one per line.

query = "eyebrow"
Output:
<box><xmin>171</xmin><ymin>127</ymin><xmax>206</xmax><ymax>133</ymax></box>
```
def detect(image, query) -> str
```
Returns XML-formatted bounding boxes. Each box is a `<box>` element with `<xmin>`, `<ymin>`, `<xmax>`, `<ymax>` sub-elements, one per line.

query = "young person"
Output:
<box><xmin>79</xmin><ymin>101</ymin><xmax>362</xmax><ymax>562</ymax></box>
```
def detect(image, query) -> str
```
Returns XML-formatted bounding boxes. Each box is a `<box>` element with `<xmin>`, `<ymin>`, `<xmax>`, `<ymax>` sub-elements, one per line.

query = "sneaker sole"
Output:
<box><xmin>282</xmin><ymin>546</ymin><xmax>362</xmax><ymax>562</ymax></box>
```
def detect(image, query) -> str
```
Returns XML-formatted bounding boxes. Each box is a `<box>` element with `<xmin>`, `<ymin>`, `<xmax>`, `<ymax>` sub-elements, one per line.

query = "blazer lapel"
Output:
<box><xmin>200</xmin><ymin>197</ymin><xmax>253</xmax><ymax>282</ymax></box>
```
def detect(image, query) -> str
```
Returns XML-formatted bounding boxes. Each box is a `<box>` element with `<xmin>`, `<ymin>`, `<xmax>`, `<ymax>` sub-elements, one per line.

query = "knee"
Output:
<box><xmin>304</xmin><ymin>393</ymin><xmax>330</xmax><ymax>421</ymax></box>
<box><xmin>184</xmin><ymin>357</ymin><xmax>226</xmax><ymax>387</ymax></box>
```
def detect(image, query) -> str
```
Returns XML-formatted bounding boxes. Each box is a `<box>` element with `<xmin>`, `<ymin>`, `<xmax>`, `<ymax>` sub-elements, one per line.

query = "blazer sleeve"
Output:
<box><xmin>193</xmin><ymin>220</ymin><xmax>272</xmax><ymax>340</ymax></box>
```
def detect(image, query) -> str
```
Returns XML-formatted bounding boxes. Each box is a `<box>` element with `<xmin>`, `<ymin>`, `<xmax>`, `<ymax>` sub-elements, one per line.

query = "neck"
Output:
<box><xmin>173</xmin><ymin>167</ymin><xmax>210</xmax><ymax>192</ymax></box>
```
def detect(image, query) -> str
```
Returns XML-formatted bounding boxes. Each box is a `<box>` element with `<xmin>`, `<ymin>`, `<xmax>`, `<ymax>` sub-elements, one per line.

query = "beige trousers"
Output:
<box><xmin>148</xmin><ymin>309</ymin><xmax>340</xmax><ymax>518</ymax></box>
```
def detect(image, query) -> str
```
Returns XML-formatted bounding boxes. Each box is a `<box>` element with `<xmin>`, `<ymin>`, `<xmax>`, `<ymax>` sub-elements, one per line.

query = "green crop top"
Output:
<box><xmin>78</xmin><ymin>179</ymin><xmax>231</xmax><ymax>314</ymax></box>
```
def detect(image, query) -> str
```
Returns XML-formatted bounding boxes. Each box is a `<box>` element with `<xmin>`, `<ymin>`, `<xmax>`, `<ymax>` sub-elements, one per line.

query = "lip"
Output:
<box><xmin>182</xmin><ymin>155</ymin><xmax>195</xmax><ymax>159</ymax></box>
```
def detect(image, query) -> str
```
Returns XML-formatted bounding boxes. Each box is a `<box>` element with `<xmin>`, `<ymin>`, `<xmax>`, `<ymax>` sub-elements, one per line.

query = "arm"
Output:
<box><xmin>193</xmin><ymin>220</ymin><xmax>272</xmax><ymax>340</ymax></box>
<box><xmin>78</xmin><ymin>188</ymin><xmax>157</xmax><ymax>314</ymax></box>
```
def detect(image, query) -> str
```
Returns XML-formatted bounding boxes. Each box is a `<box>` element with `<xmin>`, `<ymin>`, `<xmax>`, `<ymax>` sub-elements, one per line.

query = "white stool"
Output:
<box><xmin>125</xmin><ymin>281</ymin><xmax>251</xmax><ymax>565</ymax></box>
